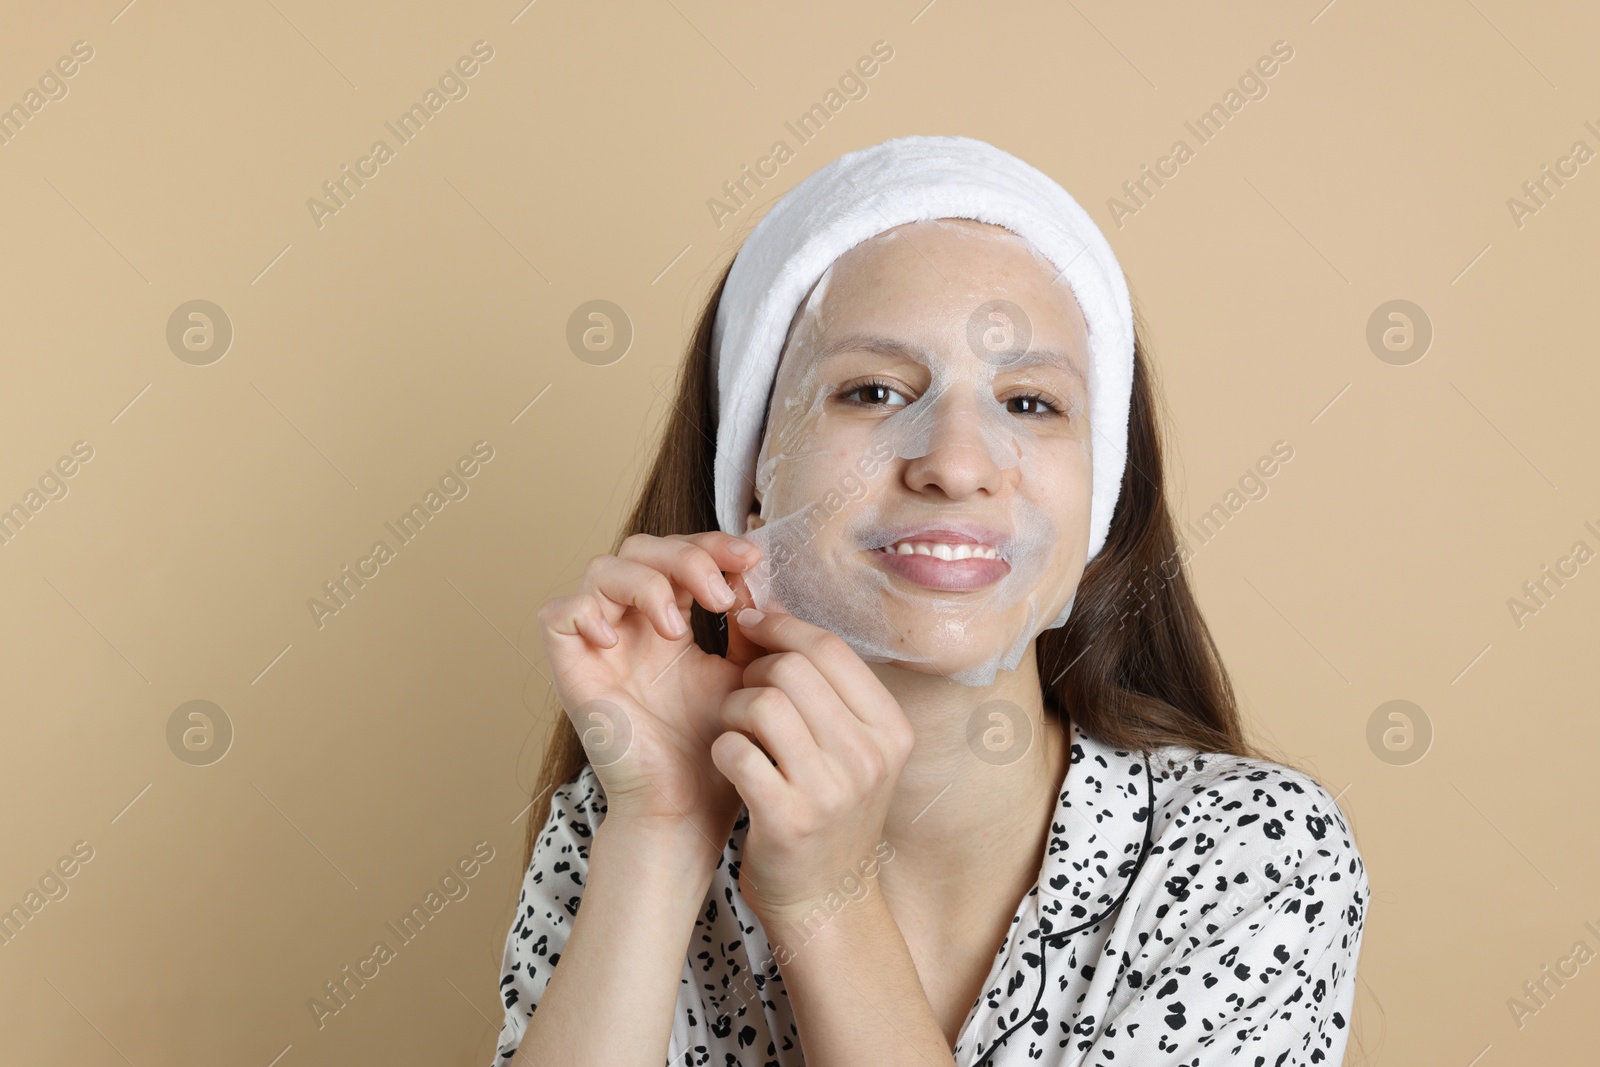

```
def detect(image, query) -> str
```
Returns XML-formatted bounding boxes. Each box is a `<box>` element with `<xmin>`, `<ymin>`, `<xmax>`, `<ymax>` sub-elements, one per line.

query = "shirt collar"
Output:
<box><xmin>1037</xmin><ymin>716</ymin><xmax>1157</xmax><ymax>941</ymax></box>
<box><xmin>960</xmin><ymin>716</ymin><xmax>1157</xmax><ymax>1064</ymax></box>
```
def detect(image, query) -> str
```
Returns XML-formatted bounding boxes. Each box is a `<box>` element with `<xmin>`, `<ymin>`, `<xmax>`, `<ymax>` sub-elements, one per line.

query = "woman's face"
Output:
<box><xmin>743</xmin><ymin>218</ymin><xmax>1095</xmax><ymax>684</ymax></box>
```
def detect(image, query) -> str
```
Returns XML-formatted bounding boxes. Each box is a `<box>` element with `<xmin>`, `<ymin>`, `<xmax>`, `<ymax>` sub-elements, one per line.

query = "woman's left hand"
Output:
<box><xmin>709</xmin><ymin>607</ymin><xmax>917</xmax><ymax>931</ymax></box>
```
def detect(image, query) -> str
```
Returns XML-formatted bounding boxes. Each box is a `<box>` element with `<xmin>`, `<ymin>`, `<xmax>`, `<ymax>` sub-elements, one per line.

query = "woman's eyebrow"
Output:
<box><xmin>814</xmin><ymin>333</ymin><xmax>928</xmax><ymax>364</ymax></box>
<box><xmin>997</xmin><ymin>348</ymin><xmax>1087</xmax><ymax>391</ymax></box>
<box><xmin>817</xmin><ymin>333</ymin><xmax>1086</xmax><ymax>391</ymax></box>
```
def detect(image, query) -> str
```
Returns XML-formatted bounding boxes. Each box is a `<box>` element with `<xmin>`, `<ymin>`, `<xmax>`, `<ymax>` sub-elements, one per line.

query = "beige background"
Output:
<box><xmin>1</xmin><ymin>0</ymin><xmax>1595</xmax><ymax>1063</ymax></box>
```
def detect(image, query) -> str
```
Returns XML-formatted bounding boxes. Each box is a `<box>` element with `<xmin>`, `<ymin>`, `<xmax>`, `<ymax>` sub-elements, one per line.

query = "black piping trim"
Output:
<box><xmin>969</xmin><ymin>752</ymin><xmax>1158</xmax><ymax>1066</ymax></box>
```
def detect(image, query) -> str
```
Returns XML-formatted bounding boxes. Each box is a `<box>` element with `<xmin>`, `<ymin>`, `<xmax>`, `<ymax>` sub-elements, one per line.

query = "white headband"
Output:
<box><xmin>710</xmin><ymin>133</ymin><xmax>1134</xmax><ymax>573</ymax></box>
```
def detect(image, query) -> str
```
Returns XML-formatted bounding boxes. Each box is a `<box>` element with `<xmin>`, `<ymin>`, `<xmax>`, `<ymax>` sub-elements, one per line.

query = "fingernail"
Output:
<box><xmin>736</xmin><ymin>607</ymin><xmax>764</xmax><ymax>628</ymax></box>
<box><xmin>601</xmin><ymin>618</ymin><xmax>619</xmax><ymax>644</ymax></box>
<box><xmin>729</xmin><ymin>540</ymin><xmax>754</xmax><ymax>556</ymax></box>
<box><xmin>716</xmin><ymin>579</ymin><xmax>737</xmax><ymax>607</ymax></box>
<box><xmin>669</xmin><ymin>611</ymin><xmax>689</xmax><ymax>637</ymax></box>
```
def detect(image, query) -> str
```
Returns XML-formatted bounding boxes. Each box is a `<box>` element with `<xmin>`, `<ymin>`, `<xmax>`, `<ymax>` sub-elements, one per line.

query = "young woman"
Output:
<box><xmin>489</xmin><ymin>136</ymin><xmax>1368</xmax><ymax>1066</ymax></box>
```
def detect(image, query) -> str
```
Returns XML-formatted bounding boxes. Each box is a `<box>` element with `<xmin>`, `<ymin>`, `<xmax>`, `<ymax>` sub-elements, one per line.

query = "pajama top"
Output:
<box><xmin>491</xmin><ymin>718</ymin><xmax>1369</xmax><ymax>1065</ymax></box>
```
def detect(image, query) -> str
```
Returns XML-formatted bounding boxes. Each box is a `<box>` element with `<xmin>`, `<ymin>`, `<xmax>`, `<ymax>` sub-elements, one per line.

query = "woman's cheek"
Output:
<box><xmin>780</xmin><ymin>436</ymin><xmax>887</xmax><ymax>511</ymax></box>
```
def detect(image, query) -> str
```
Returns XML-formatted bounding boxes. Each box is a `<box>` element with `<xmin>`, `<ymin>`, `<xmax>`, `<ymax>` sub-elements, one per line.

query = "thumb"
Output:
<box><xmin>724</xmin><ymin>570</ymin><xmax>770</xmax><ymax>669</ymax></box>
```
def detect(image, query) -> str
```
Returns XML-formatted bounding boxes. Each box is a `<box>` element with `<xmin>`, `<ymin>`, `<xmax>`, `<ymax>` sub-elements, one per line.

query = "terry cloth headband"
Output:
<box><xmin>709</xmin><ymin>133</ymin><xmax>1135</xmax><ymax>571</ymax></box>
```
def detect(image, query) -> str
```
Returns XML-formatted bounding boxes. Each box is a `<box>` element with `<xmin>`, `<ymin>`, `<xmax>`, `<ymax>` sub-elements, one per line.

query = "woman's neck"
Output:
<box><xmin>868</xmin><ymin>646</ymin><xmax>1069</xmax><ymax>911</ymax></box>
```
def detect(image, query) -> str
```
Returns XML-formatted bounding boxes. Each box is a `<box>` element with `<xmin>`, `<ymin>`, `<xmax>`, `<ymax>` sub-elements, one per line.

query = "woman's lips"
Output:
<box><xmin>866</xmin><ymin>547</ymin><xmax>1011</xmax><ymax>591</ymax></box>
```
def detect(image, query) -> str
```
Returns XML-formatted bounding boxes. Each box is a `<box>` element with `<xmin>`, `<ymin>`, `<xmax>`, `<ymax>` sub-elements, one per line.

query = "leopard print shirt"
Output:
<box><xmin>492</xmin><ymin>719</ymin><xmax>1368</xmax><ymax>1065</ymax></box>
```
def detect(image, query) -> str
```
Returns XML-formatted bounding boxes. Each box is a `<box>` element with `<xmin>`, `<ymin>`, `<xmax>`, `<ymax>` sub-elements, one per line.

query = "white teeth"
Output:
<box><xmin>884</xmin><ymin>540</ymin><xmax>999</xmax><ymax>560</ymax></box>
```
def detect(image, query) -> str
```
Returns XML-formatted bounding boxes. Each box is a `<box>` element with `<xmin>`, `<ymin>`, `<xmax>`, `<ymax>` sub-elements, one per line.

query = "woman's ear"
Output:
<box><xmin>742</xmin><ymin>486</ymin><xmax>761</xmax><ymax>531</ymax></box>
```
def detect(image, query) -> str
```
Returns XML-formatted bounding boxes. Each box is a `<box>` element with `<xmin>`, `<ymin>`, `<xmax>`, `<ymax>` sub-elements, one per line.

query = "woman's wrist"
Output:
<box><xmin>754</xmin><ymin>881</ymin><xmax>889</xmax><ymax>955</ymax></box>
<box><xmin>595</xmin><ymin>813</ymin><xmax>728</xmax><ymax>893</ymax></box>
<box><xmin>520</xmin><ymin>807</ymin><xmax>727</xmax><ymax>1066</ymax></box>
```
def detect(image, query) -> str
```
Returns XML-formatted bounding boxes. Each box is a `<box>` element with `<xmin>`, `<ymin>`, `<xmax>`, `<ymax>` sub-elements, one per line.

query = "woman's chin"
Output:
<box><xmin>859</xmin><ymin>627</ymin><xmax>1029</xmax><ymax>679</ymax></box>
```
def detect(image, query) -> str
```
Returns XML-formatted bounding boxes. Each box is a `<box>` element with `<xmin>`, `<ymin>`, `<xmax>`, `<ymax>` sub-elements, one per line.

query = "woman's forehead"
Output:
<box><xmin>777</xmin><ymin>221</ymin><xmax>1089</xmax><ymax>378</ymax></box>
<box><xmin>848</xmin><ymin>216</ymin><xmax>1059</xmax><ymax>273</ymax></box>
<box><xmin>822</xmin><ymin>223</ymin><xmax>1080</xmax><ymax>322</ymax></box>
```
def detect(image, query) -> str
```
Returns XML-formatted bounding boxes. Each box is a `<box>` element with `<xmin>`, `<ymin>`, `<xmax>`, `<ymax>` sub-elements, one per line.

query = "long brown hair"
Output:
<box><xmin>520</xmin><ymin>257</ymin><xmax>1286</xmax><ymax>870</ymax></box>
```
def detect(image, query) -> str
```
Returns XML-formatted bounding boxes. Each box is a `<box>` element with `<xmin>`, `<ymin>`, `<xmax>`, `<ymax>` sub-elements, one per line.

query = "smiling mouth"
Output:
<box><xmin>866</xmin><ymin>539</ymin><xmax>1011</xmax><ymax>591</ymax></box>
<box><xmin>876</xmin><ymin>539</ymin><xmax>1001</xmax><ymax>561</ymax></box>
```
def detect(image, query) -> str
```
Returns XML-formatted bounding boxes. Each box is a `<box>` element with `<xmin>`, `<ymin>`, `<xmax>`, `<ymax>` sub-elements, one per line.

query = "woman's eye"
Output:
<box><xmin>839</xmin><ymin>380</ymin><xmax>1067</xmax><ymax>418</ymax></box>
<box><xmin>1005</xmin><ymin>393</ymin><xmax>1064</xmax><ymax>417</ymax></box>
<box><xmin>841</xmin><ymin>381</ymin><xmax>911</xmax><ymax>408</ymax></box>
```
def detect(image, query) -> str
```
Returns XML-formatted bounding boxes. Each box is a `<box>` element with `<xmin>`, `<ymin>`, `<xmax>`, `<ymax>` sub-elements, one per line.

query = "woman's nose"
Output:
<box><xmin>897</xmin><ymin>385</ymin><xmax>1016</xmax><ymax>500</ymax></box>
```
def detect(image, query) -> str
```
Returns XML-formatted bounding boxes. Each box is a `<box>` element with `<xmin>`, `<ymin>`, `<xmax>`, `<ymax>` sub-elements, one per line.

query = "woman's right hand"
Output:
<box><xmin>537</xmin><ymin>531</ymin><xmax>768</xmax><ymax>856</ymax></box>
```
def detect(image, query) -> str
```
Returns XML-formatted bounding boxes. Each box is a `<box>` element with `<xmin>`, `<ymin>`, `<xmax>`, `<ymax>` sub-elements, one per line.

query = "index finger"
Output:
<box><xmin>670</xmin><ymin>530</ymin><xmax>763</xmax><ymax>573</ymax></box>
<box><xmin>614</xmin><ymin>531</ymin><xmax>762</xmax><ymax>617</ymax></box>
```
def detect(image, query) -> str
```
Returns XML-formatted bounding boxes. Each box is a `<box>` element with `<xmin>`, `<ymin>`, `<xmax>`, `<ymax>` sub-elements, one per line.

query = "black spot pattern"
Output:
<box><xmin>490</xmin><ymin>719</ymin><xmax>1369</xmax><ymax>1065</ymax></box>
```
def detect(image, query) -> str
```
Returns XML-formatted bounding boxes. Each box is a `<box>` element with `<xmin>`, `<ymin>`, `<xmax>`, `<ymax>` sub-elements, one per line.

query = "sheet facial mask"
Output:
<box><xmin>737</xmin><ymin>223</ymin><xmax>1093</xmax><ymax>687</ymax></box>
<box><xmin>708</xmin><ymin>135</ymin><xmax>1136</xmax><ymax>593</ymax></box>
